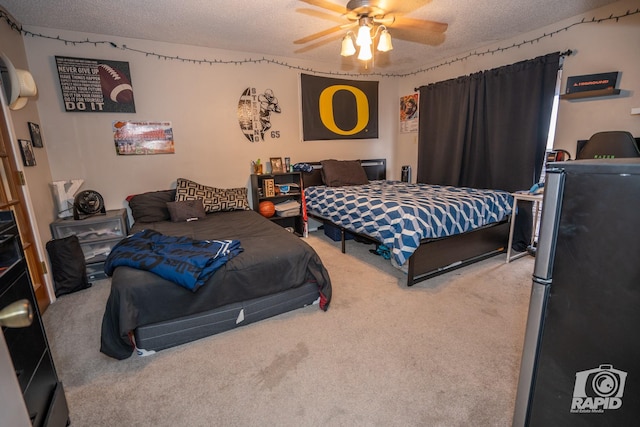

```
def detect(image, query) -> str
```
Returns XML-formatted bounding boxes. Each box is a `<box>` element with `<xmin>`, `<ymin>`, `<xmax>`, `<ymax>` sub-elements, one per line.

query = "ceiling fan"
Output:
<box><xmin>294</xmin><ymin>0</ymin><xmax>448</xmax><ymax>56</ymax></box>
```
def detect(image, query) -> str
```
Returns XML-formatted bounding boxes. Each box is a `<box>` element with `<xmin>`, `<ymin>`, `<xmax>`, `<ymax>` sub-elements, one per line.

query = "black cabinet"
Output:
<box><xmin>1</xmin><ymin>211</ymin><xmax>69</xmax><ymax>426</ymax></box>
<box><xmin>250</xmin><ymin>172</ymin><xmax>304</xmax><ymax>235</ymax></box>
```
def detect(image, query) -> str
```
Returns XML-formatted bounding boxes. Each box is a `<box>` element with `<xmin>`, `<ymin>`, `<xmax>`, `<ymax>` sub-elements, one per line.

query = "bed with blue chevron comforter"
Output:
<box><xmin>305</xmin><ymin>181</ymin><xmax>513</xmax><ymax>268</ymax></box>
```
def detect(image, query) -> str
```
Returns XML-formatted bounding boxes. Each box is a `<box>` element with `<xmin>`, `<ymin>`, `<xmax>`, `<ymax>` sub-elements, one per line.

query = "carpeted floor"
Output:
<box><xmin>43</xmin><ymin>231</ymin><xmax>535</xmax><ymax>426</ymax></box>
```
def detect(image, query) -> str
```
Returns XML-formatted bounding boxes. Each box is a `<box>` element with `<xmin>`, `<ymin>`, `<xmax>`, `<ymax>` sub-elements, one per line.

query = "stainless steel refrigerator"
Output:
<box><xmin>513</xmin><ymin>158</ymin><xmax>640</xmax><ymax>426</ymax></box>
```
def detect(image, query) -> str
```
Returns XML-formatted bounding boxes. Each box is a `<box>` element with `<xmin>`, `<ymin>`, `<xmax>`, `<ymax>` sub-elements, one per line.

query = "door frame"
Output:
<box><xmin>0</xmin><ymin>91</ymin><xmax>53</xmax><ymax>311</ymax></box>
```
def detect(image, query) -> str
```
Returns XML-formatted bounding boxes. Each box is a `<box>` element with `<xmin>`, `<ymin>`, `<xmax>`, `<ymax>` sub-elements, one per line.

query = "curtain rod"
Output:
<box><xmin>414</xmin><ymin>50</ymin><xmax>573</xmax><ymax>92</ymax></box>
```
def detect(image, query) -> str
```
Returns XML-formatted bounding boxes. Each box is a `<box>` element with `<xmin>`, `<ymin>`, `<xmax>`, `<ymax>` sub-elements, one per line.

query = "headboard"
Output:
<box><xmin>301</xmin><ymin>159</ymin><xmax>386</xmax><ymax>188</ymax></box>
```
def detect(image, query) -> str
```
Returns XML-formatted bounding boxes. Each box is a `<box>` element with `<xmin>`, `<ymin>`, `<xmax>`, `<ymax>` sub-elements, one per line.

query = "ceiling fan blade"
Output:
<box><xmin>297</xmin><ymin>8</ymin><xmax>345</xmax><ymax>24</ymax></box>
<box><xmin>294</xmin><ymin>33</ymin><xmax>345</xmax><ymax>53</ymax></box>
<box><xmin>388</xmin><ymin>24</ymin><xmax>446</xmax><ymax>46</ymax></box>
<box><xmin>382</xmin><ymin>0</ymin><xmax>433</xmax><ymax>15</ymax></box>
<box><xmin>298</xmin><ymin>0</ymin><xmax>345</xmax><ymax>14</ymax></box>
<box><xmin>293</xmin><ymin>24</ymin><xmax>346</xmax><ymax>45</ymax></box>
<box><xmin>392</xmin><ymin>16</ymin><xmax>448</xmax><ymax>34</ymax></box>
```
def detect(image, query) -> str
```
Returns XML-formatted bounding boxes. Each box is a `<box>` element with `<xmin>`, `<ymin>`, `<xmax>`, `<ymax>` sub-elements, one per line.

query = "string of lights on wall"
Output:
<box><xmin>1</xmin><ymin>8</ymin><xmax>638</xmax><ymax>78</ymax></box>
<box><xmin>404</xmin><ymin>8</ymin><xmax>639</xmax><ymax>78</ymax></box>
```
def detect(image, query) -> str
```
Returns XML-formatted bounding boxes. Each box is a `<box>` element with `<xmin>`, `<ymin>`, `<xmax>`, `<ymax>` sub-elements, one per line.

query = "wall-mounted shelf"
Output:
<box><xmin>632</xmin><ymin>107</ymin><xmax>640</xmax><ymax>115</ymax></box>
<box><xmin>559</xmin><ymin>88</ymin><xmax>621</xmax><ymax>100</ymax></box>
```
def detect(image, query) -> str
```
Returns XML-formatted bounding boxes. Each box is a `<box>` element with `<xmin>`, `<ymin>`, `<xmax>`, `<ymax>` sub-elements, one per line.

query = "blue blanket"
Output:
<box><xmin>104</xmin><ymin>229</ymin><xmax>243</xmax><ymax>291</ymax></box>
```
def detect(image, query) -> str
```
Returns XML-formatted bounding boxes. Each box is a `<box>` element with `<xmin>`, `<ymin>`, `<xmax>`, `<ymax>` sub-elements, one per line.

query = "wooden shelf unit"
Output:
<box><xmin>250</xmin><ymin>172</ymin><xmax>304</xmax><ymax>235</ymax></box>
<box><xmin>559</xmin><ymin>87</ymin><xmax>621</xmax><ymax>100</ymax></box>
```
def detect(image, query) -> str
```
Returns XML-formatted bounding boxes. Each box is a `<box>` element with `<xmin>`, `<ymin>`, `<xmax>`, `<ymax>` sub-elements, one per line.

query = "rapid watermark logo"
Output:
<box><xmin>571</xmin><ymin>364</ymin><xmax>627</xmax><ymax>413</ymax></box>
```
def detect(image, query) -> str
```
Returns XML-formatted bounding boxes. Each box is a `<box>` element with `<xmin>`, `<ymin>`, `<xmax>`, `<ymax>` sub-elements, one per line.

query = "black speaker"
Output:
<box><xmin>401</xmin><ymin>165</ymin><xmax>411</xmax><ymax>183</ymax></box>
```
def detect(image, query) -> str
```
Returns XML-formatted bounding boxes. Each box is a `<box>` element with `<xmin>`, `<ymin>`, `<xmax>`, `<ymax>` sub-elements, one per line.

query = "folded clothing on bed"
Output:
<box><xmin>104</xmin><ymin>229</ymin><xmax>243</xmax><ymax>291</ymax></box>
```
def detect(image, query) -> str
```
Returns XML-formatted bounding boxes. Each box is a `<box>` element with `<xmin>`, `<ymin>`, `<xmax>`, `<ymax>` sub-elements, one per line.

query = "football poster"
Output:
<box><xmin>300</xmin><ymin>73</ymin><xmax>378</xmax><ymax>140</ymax></box>
<box><xmin>237</xmin><ymin>87</ymin><xmax>282</xmax><ymax>142</ymax></box>
<box><xmin>55</xmin><ymin>56</ymin><xmax>136</xmax><ymax>113</ymax></box>
<box><xmin>112</xmin><ymin>121</ymin><xmax>174</xmax><ymax>155</ymax></box>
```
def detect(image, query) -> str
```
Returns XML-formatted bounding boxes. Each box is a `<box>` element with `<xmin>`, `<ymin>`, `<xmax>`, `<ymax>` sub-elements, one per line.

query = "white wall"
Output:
<box><xmin>397</xmin><ymin>0</ymin><xmax>640</xmax><ymax>175</ymax></box>
<box><xmin>21</xmin><ymin>30</ymin><xmax>399</xmax><ymax>214</ymax></box>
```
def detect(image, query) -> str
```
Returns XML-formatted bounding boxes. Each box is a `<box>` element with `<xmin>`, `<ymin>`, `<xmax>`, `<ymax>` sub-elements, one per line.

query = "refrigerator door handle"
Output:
<box><xmin>533</xmin><ymin>169</ymin><xmax>565</xmax><ymax>280</ymax></box>
<box><xmin>513</xmin><ymin>279</ymin><xmax>551</xmax><ymax>427</ymax></box>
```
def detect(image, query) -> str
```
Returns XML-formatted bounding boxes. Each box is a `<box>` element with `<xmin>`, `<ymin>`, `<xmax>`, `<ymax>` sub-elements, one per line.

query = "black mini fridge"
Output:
<box><xmin>513</xmin><ymin>159</ymin><xmax>640</xmax><ymax>426</ymax></box>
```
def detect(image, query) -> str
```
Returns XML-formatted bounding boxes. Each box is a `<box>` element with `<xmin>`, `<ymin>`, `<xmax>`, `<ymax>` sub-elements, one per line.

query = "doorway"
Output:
<box><xmin>0</xmin><ymin>106</ymin><xmax>50</xmax><ymax>311</ymax></box>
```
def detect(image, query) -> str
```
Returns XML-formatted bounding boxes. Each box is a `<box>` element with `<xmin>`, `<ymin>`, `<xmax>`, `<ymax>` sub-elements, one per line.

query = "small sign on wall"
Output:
<box><xmin>565</xmin><ymin>72</ymin><xmax>619</xmax><ymax>94</ymax></box>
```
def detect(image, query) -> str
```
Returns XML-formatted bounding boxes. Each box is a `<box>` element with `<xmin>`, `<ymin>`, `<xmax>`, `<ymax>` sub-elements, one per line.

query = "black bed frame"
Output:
<box><xmin>134</xmin><ymin>282</ymin><xmax>319</xmax><ymax>352</ymax></box>
<box><xmin>302</xmin><ymin>159</ymin><xmax>510</xmax><ymax>286</ymax></box>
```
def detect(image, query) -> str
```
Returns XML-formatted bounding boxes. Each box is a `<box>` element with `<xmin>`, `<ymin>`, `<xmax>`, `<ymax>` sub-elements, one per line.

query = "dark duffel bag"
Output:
<box><xmin>46</xmin><ymin>235</ymin><xmax>92</xmax><ymax>297</ymax></box>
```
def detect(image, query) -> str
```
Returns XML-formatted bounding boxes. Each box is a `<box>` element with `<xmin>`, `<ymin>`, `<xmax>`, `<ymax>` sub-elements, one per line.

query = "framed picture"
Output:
<box><xmin>28</xmin><ymin>122</ymin><xmax>43</xmax><ymax>147</ymax></box>
<box><xmin>55</xmin><ymin>56</ymin><xmax>136</xmax><ymax>113</ymax></box>
<box><xmin>113</xmin><ymin>121</ymin><xmax>175</xmax><ymax>155</ymax></box>
<box><xmin>270</xmin><ymin>157</ymin><xmax>284</xmax><ymax>173</ymax></box>
<box><xmin>18</xmin><ymin>139</ymin><xmax>36</xmax><ymax>166</ymax></box>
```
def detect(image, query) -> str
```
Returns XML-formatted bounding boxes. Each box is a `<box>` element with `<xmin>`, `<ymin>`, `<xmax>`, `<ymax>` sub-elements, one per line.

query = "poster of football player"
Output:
<box><xmin>237</xmin><ymin>87</ymin><xmax>281</xmax><ymax>142</ymax></box>
<box><xmin>400</xmin><ymin>93</ymin><xmax>419</xmax><ymax>133</ymax></box>
<box><xmin>55</xmin><ymin>56</ymin><xmax>136</xmax><ymax>113</ymax></box>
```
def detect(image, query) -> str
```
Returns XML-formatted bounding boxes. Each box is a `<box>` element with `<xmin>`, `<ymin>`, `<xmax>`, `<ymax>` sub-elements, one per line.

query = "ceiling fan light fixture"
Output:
<box><xmin>296</xmin><ymin>0</ymin><xmax>449</xmax><ymax>68</ymax></box>
<box><xmin>377</xmin><ymin>28</ymin><xmax>393</xmax><ymax>52</ymax></box>
<box><xmin>356</xmin><ymin>24</ymin><xmax>372</xmax><ymax>46</ymax></box>
<box><xmin>341</xmin><ymin>35</ymin><xmax>356</xmax><ymax>56</ymax></box>
<box><xmin>357</xmin><ymin>43</ymin><xmax>373</xmax><ymax>61</ymax></box>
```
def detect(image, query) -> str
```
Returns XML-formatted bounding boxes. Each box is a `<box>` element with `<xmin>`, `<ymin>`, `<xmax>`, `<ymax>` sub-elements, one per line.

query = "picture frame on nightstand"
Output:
<box><xmin>270</xmin><ymin>157</ymin><xmax>284</xmax><ymax>173</ymax></box>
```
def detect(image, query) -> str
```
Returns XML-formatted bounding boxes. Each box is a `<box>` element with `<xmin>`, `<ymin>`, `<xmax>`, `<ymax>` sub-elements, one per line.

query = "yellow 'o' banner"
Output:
<box><xmin>318</xmin><ymin>85</ymin><xmax>369</xmax><ymax>135</ymax></box>
<box><xmin>301</xmin><ymin>74</ymin><xmax>378</xmax><ymax>140</ymax></box>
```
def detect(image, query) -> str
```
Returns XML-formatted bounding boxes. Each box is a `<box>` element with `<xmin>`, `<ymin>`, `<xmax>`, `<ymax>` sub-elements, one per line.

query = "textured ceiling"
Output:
<box><xmin>0</xmin><ymin>0</ymin><xmax>621</xmax><ymax>74</ymax></box>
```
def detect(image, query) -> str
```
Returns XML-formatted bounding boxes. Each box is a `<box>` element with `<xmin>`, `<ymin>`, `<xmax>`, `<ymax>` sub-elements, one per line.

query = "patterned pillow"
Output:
<box><xmin>175</xmin><ymin>178</ymin><xmax>251</xmax><ymax>212</ymax></box>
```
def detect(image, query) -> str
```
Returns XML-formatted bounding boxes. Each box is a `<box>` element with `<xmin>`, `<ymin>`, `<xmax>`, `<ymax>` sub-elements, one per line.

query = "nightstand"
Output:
<box><xmin>250</xmin><ymin>172</ymin><xmax>304</xmax><ymax>235</ymax></box>
<box><xmin>50</xmin><ymin>209</ymin><xmax>129</xmax><ymax>280</ymax></box>
<box><xmin>506</xmin><ymin>192</ymin><xmax>544</xmax><ymax>263</ymax></box>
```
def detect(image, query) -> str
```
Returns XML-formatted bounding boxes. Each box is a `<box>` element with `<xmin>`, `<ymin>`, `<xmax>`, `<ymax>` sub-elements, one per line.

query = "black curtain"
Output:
<box><xmin>417</xmin><ymin>52</ymin><xmax>560</xmax><ymax>192</ymax></box>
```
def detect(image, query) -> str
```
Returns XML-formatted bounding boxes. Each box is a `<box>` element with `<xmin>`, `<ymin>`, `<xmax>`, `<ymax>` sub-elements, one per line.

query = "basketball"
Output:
<box><xmin>258</xmin><ymin>201</ymin><xmax>275</xmax><ymax>218</ymax></box>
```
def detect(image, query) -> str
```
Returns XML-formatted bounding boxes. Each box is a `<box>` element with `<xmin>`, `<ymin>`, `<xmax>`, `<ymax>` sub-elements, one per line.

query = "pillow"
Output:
<box><xmin>166</xmin><ymin>200</ymin><xmax>206</xmax><ymax>222</ymax></box>
<box><xmin>320</xmin><ymin>159</ymin><xmax>369</xmax><ymax>187</ymax></box>
<box><xmin>175</xmin><ymin>178</ymin><xmax>251</xmax><ymax>213</ymax></box>
<box><xmin>127</xmin><ymin>189</ymin><xmax>176</xmax><ymax>223</ymax></box>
